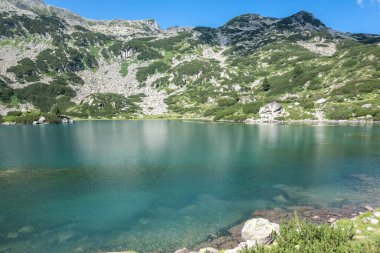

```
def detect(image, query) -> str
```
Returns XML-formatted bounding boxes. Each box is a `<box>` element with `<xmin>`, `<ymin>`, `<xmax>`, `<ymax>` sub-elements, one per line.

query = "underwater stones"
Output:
<box><xmin>6</xmin><ymin>232</ymin><xmax>18</xmax><ymax>239</ymax></box>
<box><xmin>57</xmin><ymin>231</ymin><xmax>74</xmax><ymax>242</ymax></box>
<box><xmin>273</xmin><ymin>194</ymin><xmax>287</xmax><ymax>204</ymax></box>
<box><xmin>241</xmin><ymin>218</ymin><xmax>279</xmax><ymax>245</ymax></box>
<box><xmin>374</xmin><ymin>212</ymin><xmax>380</xmax><ymax>218</ymax></box>
<box><xmin>370</xmin><ymin>218</ymin><xmax>379</xmax><ymax>225</ymax></box>
<box><xmin>18</xmin><ymin>226</ymin><xmax>33</xmax><ymax>234</ymax></box>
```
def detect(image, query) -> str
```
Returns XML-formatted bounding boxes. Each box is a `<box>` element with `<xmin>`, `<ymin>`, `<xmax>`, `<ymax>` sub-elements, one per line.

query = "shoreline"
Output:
<box><xmin>2</xmin><ymin>116</ymin><xmax>380</xmax><ymax>126</ymax></box>
<box><xmin>194</xmin><ymin>204</ymin><xmax>378</xmax><ymax>252</ymax></box>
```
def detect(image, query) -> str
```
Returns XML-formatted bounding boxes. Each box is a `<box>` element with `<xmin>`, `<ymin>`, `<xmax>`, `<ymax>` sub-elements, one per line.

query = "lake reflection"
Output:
<box><xmin>0</xmin><ymin>121</ymin><xmax>379</xmax><ymax>252</ymax></box>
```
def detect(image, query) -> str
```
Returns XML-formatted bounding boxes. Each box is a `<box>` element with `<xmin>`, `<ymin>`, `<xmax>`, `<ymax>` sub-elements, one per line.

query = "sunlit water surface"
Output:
<box><xmin>0</xmin><ymin>120</ymin><xmax>380</xmax><ymax>252</ymax></box>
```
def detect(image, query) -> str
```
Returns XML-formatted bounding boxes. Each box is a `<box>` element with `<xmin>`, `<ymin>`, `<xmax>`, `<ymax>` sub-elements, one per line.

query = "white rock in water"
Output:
<box><xmin>241</xmin><ymin>218</ymin><xmax>280</xmax><ymax>245</ymax></box>
<box><xmin>259</xmin><ymin>102</ymin><xmax>287</xmax><ymax>121</ymax></box>
<box><xmin>370</xmin><ymin>219</ymin><xmax>379</xmax><ymax>225</ymax></box>
<box><xmin>362</xmin><ymin>104</ymin><xmax>372</xmax><ymax>108</ymax></box>
<box><xmin>199</xmin><ymin>247</ymin><xmax>219</xmax><ymax>253</ymax></box>
<box><xmin>374</xmin><ymin>212</ymin><xmax>380</xmax><ymax>218</ymax></box>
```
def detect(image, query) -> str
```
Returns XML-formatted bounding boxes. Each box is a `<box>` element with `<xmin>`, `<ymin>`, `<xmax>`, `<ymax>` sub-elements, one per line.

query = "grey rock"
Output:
<box><xmin>199</xmin><ymin>247</ymin><xmax>219</xmax><ymax>253</ymax></box>
<box><xmin>259</xmin><ymin>102</ymin><xmax>287</xmax><ymax>121</ymax></box>
<box><xmin>241</xmin><ymin>218</ymin><xmax>279</xmax><ymax>245</ymax></box>
<box><xmin>38</xmin><ymin>116</ymin><xmax>46</xmax><ymax>124</ymax></box>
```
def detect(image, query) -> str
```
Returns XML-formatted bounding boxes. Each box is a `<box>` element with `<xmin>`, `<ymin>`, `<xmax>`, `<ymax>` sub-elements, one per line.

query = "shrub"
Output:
<box><xmin>7</xmin><ymin>58</ymin><xmax>39</xmax><ymax>82</ymax></box>
<box><xmin>325</xmin><ymin>105</ymin><xmax>352</xmax><ymax>120</ymax></box>
<box><xmin>300</xmin><ymin>99</ymin><xmax>315</xmax><ymax>109</ymax></box>
<box><xmin>262</xmin><ymin>78</ymin><xmax>271</xmax><ymax>92</ymax></box>
<box><xmin>242</xmin><ymin>102</ymin><xmax>263</xmax><ymax>114</ymax></box>
<box><xmin>240</xmin><ymin>215</ymin><xmax>376</xmax><ymax>253</ymax></box>
<box><xmin>0</xmin><ymin>79</ymin><xmax>14</xmax><ymax>102</ymax></box>
<box><xmin>7</xmin><ymin>111</ymin><xmax>22</xmax><ymax>117</ymax></box>
<box><xmin>147</xmin><ymin>32</ymin><xmax>192</xmax><ymax>51</ymax></box>
<box><xmin>217</xmin><ymin>98</ymin><xmax>239</xmax><ymax>107</ymax></box>
<box><xmin>136</xmin><ymin>61</ymin><xmax>170</xmax><ymax>83</ymax></box>
<box><xmin>15</xmin><ymin>83</ymin><xmax>76</xmax><ymax>112</ymax></box>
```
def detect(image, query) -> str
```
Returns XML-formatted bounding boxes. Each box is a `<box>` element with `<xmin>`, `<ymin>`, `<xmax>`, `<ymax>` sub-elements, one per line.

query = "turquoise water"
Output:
<box><xmin>0</xmin><ymin>120</ymin><xmax>380</xmax><ymax>252</ymax></box>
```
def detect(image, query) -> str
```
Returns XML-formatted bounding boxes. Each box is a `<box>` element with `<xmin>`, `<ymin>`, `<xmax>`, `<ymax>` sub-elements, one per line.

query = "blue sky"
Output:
<box><xmin>45</xmin><ymin>0</ymin><xmax>380</xmax><ymax>34</ymax></box>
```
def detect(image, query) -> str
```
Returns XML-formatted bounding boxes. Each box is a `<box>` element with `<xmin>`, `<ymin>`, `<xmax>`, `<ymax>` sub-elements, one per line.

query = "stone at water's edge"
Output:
<box><xmin>199</xmin><ymin>247</ymin><xmax>219</xmax><ymax>253</ymax></box>
<box><xmin>241</xmin><ymin>218</ymin><xmax>280</xmax><ymax>245</ymax></box>
<box><xmin>258</xmin><ymin>102</ymin><xmax>287</xmax><ymax>121</ymax></box>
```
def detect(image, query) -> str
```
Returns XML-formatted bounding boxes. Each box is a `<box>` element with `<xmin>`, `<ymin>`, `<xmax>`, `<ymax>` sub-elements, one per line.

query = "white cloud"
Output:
<box><xmin>357</xmin><ymin>0</ymin><xmax>380</xmax><ymax>5</ymax></box>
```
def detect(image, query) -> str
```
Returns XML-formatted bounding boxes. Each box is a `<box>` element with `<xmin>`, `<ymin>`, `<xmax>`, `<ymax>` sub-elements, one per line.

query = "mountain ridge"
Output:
<box><xmin>1</xmin><ymin>1</ymin><xmax>380</xmax><ymax>123</ymax></box>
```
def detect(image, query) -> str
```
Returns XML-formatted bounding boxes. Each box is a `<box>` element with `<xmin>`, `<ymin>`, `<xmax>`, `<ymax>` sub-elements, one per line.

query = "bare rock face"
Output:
<box><xmin>241</xmin><ymin>218</ymin><xmax>280</xmax><ymax>245</ymax></box>
<box><xmin>259</xmin><ymin>102</ymin><xmax>287</xmax><ymax>121</ymax></box>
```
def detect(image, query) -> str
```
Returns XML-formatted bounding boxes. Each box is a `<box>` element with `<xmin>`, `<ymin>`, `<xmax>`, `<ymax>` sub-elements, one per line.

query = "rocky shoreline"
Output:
<box><xmin>2</xmin><ymin>115</ymin><xmax>380</xmax><ymax>126</ymax></box>
<box><xmin>194</xmin><ymin>205</ymin><xmax>374</xmax><ymax>252</ymax></box>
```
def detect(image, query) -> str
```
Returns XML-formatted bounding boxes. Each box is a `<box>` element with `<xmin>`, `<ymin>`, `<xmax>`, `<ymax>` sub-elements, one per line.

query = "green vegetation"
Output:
<box><xmin>136</xmin><ymin>61</ymin><xmax>170</xmax><ymax>84</ymax></box>
<box><xmin>15</xmin><ymin>82</ymin><xmax>75</xmax><ymax>112</ymax></box>
<box><xmin>120</xmin><ymin>61</ymin><xmax>129</xmax><ymax>77</ymax></box>
<box><xmin>7</xmin><ymin>58</ymin><xmax>40</xmax><ymax>82</ymax></box>
<box><xmin>1</xmin><ymin>8</ymin><xmax>380</xmax><ymax>121</ymax></box>
<box><xmin>74</xmin><ymin>93</ymin><xmax>145</xmax><ymax>118</ymax></box>
<box><xmin>0</xmin><ymin>13</ymin><xmax>66</xmax><ymax>38</ymax></box>
<box><xmin>262</xmin><ymin>78</ymin><xmax>271</xmax><ymax>92</ymax></box>
<box><xmin>240</xmin><ymin>214</ymin><xmax>380</xmax><ymax>253</ymax></box>
<box><xmin>0</xmin><ymin>78</ymin><xmax>14</xmax><ymax>103</ymax></box>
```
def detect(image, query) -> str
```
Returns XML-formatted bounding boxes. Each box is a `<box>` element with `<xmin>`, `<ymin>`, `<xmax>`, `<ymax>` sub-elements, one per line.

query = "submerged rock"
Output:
<box><xmin>241</xmin><ymin>218</ymin><xmax>279</xmax><ymax>245</ymax></box>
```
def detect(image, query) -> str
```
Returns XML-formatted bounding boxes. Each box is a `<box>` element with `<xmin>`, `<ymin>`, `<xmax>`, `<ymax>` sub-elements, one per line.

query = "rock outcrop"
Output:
<box><xmin>259</xmin><ymin>102</ymin><xmax>287</xmax><ymax>121</ymax></box>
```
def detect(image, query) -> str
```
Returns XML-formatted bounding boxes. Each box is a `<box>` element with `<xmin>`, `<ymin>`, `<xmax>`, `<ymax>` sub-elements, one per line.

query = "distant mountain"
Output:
<box><xmin>1</xmin><ymin>0</ymin><xmax>380</xmax><ymax>123</ymax></box>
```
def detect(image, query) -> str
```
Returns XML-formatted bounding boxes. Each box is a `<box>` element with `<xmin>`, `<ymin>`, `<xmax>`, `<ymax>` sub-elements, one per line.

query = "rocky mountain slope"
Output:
<box><xmin>1</xmin><ymin>0</ymin><xmax>380</xmax><ymax>123</ymax></box>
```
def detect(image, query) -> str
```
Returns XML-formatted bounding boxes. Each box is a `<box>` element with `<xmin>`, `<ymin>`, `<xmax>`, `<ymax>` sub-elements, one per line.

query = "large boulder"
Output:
<box><xmin>199</xmin><ymin>247</ymin><xmax>219</xmax><ymax>253</ymax></box>
<box><xmin>259</xmin><ymin>102</ymin><xmax>286</xmax><ymax>121</ymax></box>
<box><xmin>241</xmin><ymin>218</ymin><xmax>279</xmax><ymax>245</ymax></box>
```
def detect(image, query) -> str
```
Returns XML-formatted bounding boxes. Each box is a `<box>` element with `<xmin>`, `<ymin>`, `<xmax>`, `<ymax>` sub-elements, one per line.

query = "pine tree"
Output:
<box><xmin>262</xmin><ymin>78</ymin><xmax>271</xmax><ymax>92</ymax></box>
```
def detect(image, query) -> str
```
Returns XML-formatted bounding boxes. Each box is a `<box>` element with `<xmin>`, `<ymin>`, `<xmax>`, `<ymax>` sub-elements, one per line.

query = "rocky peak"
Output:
<box><xmin>11</xmin><ymin>0</ymin><xmax>45</xmax><ymax>8</ymax></box>
<box><xmin>223</xmin><ymin>13</ymin><xmax>277</xmax><ymax>29</ymax></box>
<box><xmin>282</xmin><ymin>11</ymin><xmax>326</xmax><ymax>28</ymax></box>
